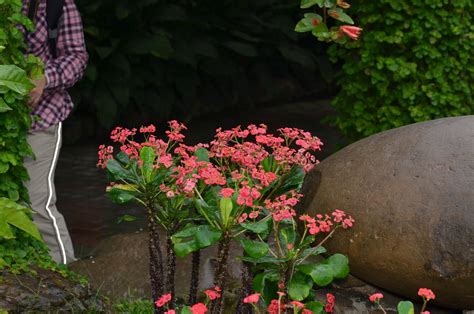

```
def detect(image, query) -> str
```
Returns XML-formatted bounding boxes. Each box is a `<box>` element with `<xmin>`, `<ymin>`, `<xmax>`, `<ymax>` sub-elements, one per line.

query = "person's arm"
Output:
<box><xmin>44</xmin><ymin>0</ymin><xmax>88</xmax><ymax>90</ymax></box>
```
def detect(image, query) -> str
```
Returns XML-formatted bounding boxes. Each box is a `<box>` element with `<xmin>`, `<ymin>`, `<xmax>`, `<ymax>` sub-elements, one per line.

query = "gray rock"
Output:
<box><xmin>301</xmin><ymin>116</ymin><xmax>474</xmax><ymax>309</ymax></box>
<box><xmin>0</xmin><ymin>266</ymin><xmax>107</xmax><ymax>312</ymax></box>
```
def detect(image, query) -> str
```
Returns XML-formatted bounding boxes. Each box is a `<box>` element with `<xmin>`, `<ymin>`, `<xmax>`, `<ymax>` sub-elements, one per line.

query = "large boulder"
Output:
<box><xmin>301</xmin><ymin>116</ymin><xmax>474</xmax><ymax>309</ymax></box>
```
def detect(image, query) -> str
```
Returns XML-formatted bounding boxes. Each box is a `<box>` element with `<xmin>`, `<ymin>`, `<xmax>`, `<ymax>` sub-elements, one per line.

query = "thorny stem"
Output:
<box><xmin>165</xmin><ymin>235</ymin><xmax>177</xmax><ymax>309</ymax></box>
<box><xmin>188</xmin><ymin>250</ymin><xmax>201</xmax><ymax>305</ymax></box>
<box><xmin>146</xmin><ymin>204</ymin><xmax>164</xmax><ymax>314</ymax></box>
<box><xmin>210</xmin><ymin>234</ymin><xmax>232</xmax><ymax>314</ymax></box>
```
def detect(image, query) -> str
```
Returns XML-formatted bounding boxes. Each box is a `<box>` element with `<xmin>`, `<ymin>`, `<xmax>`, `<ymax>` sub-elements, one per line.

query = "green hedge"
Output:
<box><xmin>328</xmin><ymin>0</ymin><xmax>474</xmax><ymax>139</ymax></box>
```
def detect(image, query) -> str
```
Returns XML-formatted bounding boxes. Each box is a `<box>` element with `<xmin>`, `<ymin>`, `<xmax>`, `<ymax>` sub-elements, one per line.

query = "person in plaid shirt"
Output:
<box><xmin>22</xmin><ymin>0</ymin><xmax>88</xmax><ymax>264</ymax></box>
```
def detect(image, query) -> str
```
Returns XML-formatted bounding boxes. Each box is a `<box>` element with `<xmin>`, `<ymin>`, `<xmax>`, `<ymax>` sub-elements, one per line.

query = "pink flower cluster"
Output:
<box><xmin>300</xmin><ymin>209</ymin><xmax>354</xmax><ymax>235</ymax></box>
<box><xmin>325</xmin><ymin>293</ymin><xmax>335</xmax><ymax>313</ymax></box>
<box><xmin>418</xmin><ymin>288</ymin><xmax>436</xmax><ymax>301</ymax></box>
<box><xmin>204</xmin><ymin>286</ymin><xmax>222</xmax><ymax>301</ymax></box>
<box><xmin>265</xmin><ymin>193</ymin><xmax>301</xmax><ymax>221</ymax></box>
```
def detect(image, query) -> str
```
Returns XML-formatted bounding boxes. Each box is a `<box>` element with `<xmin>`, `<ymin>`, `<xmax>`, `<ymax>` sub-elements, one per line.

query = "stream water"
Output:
<box><xmin>55</xmin><ymin>100</ymin><xmax>346</xmax><ymax>258</ymax></box>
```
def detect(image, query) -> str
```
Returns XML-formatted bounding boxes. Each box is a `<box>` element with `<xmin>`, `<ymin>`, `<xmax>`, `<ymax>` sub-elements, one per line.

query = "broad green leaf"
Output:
<box><xmin>107</xmin><ymin>186</ymin><xmax>135</xmax><ymax>204</ymax></box>
<box><xmin>195</xmin><ymin>225</ymin><xmax>221</xmax><ymax>247</ymax></box>
<box><xmin>174</xmin><ymin>240</ymin><xmax>199</xmax><ymax>257</ymax></box>
<box><xmin>0</xmin><ymin>197</ymin><xmax>42</xmax><ymax>241</ymax></box>
<box><xmin>326</xmin><ymin>254</ymin><xmax>350</xmax><ymax>279</ymax></box>
<box><xmin>305</xmin><ymin>301</ymin><xmax>324</xmax><ymax>314</ymax></box>
<box><xmin>241</xmin><ymin>238</ymin><xmax>269</xmax><ymax>259</ymax></box>
<box><xmin>106</xmin><ymin>159</ymin><xmax>132</xmax><ymax>181</ymax></box>
<box><xmin>397</xmin><ymin>301</ymin><xmax>415</xmax><ymax>314</ymax></box>
<box><xmin>140</xmin><ymin>146</ymin><xmax>155</xmax><ymax>182</ymax></box>
<box><xmin>116</xmin><ymin>152</ymin><xmax>130</xmax><ymax>165</ymax></box>
<box><xmin>252</xmin><ymin>271</ymin><xmax>279</xmax><ymax>292</ymax></box>
<box><xmin>288</xmin><ymin>272</ymin><xmax>312</xmax><ymax>301</ymax></box>
<box><xmin>241</xmin><ymin>218</ymin><xmax>271</xmax><ymax>234</ymax></box>
<box><xmin>272</xmin><ymin>166</ymin><xmax>305</xmax><ymax>196</ymax></box>
<box><xmin>298</xmin><ymin>263</ymin><xmax>334</xmax><ymax>286</ymax></box>
<box><xmin>0</xmin><ymin>65</ymin><xmax>34</xmax><ymax>95</ymax></box>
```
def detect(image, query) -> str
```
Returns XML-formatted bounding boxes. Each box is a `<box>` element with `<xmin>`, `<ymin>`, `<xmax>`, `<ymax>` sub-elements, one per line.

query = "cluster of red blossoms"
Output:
<box><xmin>369</xmin><ymin>288</ymin><xmax>436</xmax><ymax>314</ymax></box>
<box><xmin>98</xmin><ymin>122</ymin><xmax>324</xmax><ymax>207</ymax></box>
<box><xmin>299</xmin><ymin>209</ymin><xmax>354</xmax><ymax>235</ymax></box>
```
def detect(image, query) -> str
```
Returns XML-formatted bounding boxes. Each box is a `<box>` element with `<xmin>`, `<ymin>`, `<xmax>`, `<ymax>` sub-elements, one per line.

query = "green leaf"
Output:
<box><xmin>0</xmin><ymin>98</ymin><xmax>12</xmax><ymax>113</ymax></box>
<box><xmin>397</xmin><ymin>301</ymin><xmax>415</xmax><ymax>314</ymax></box>
<box><xmin>272</xmin><ymin>166</ymin><xmax>305</xmax><ymax>196</ymax></box>
<box><xmin>298</xmin><ymin>263</ymin><xmax>334</xmax><ymax>286</ymax></box>
<box><xmin>174</xmin><ymin>240</ymin><xmax>199</xmax><ymax>258</ymax></box>
<box><xmin>252</xmin><ymin>270</ymin><xmax>279</xmax><ymax>292</ymax></box>
<box><xmin>195</xmin><ymin>147</ymin><xmax>210</xmax><ymax>162</ymax></box>
<box><xmin>0</xmin><ymin>65</ymin><xmax>34</xmax><ymax>95</ymax></box>
<box><xmin>326</xmin><ymin>254</ymin><xmax>350</xmax><ymax>279</ymax></box>
<box><xmin>181</xmin><ymin>306</ymin><xmax>192</xmax><ymax>314</ymax></box>
<box><xmin>106</xmin><ymin>159</ymin><xmax>132</xmax><ymax>181</ymax></box>
<box><xmin>140</xmin><ymin>146</ymin><xmax>155</xmax><ymax>182</ymax></box>
<box><xmin>195</xmin><ymin>225</ymin><xmax>221</xmax><ymax>247</ymax></box>
<box><xmin>300</xmin><ymin>0</ymin><xmax>325</xmax><ymax>9</ymax></box>
<box><xmin>305</xmin><ymin>301</ymin><xmax>324</xmax><ymax>314</ymax></box>
<box><xmin>299</xmin><ymin>246</ymin><xmax>327</xmax><ymax>260</ymax></box>
<box><xmin>240</xmin><ymin>238</ymin><xmax>269</xmax><ymax>259</ymax></box>
<box><xmin>241</xmin><ymin>218</ymin><xmax>272</xmax><ymax>235</ymax></box>
<box><xmin>107</xmin><ymin>186</ymin><xmax>135</xmax><ymax>204</ymax></box>
<box><xmin>288</xmin><ymin>272</ymin><xmax>312</xmax><ymax>301</ymax></box>
<box><xmin>328</xmin><ymin>8</ymin><xmax>354</xmax><ymax>24</ymax></box>
<box><xmin>0</xmin><ymin>198</ymin><xmax>42</xmax><ymax>242</ymax></box>
<box><xmin>279</xmin><ymin>227</ymin><xmax>296</xmax><ymax>248</ymax></box>
<box><xmin>219</xmin><ymin>197</ymin><xmax>233</xmax><ymax>227</ymax></box>
<box><xmin>117</xmin><ymin>214</ymin><xmax>138</xmax><ymax>223</ymax></box>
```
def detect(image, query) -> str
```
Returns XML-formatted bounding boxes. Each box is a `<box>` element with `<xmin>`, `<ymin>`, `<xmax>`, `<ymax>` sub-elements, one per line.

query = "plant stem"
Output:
<box><xmin>235</xmin><ymin>259</ymin><xmax>253</xmax><ymax>314</ymax></box>
<box><xmin>377</xmin><ymin>303</ymin><xmax>387</xmax><ymax>314</ymax></box>
<box><xmin>147</xmin><ymin>205</ymin><xmax>164</xmax><ymax>314</ymax></box>
<box><xmin>210</xmin><ymin>233</ymin><xmax>232</xmax><ymax>314</ymax></box>
<box><xmin>420</xmin><ymin>300</ymin><xmax>427</xmax><ymax>313</ymax></box>
<box><xmin>165</xmin><ymin>234</ymin><xmax>177</xmax><ymax>309</ymax></box>
<box><xmin>188</xmin><ymin>250</ymin><xmax>201</xmax><ymax>305</ymax></box>
<box><xmin>296</xmin><ymin>228</ymin><xmax>337</xmax><ymax>266</ymax></box>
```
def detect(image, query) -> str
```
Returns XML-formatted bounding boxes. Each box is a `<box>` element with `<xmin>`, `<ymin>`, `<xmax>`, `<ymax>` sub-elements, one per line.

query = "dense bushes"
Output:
<box><xmin>72</xmin><ymin>0</ymin><xmax>333</xmax><ymax>132</ymax></box>
<box><xmin>328</xmin><ymin>0</ymin><xmax>474</xmax><ymax>139</ymax></box>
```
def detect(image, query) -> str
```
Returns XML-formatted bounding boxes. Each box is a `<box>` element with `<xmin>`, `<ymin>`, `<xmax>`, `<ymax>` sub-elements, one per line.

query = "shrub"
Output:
<box><xmin>328</xmin><ymin>0</ymin><xmax>474</xmax><ymax>139</ymax></box>
<box><xmin>71</xmin><ymin>0</ymin><xmax>335</xmax><ymax>131</ymax></box>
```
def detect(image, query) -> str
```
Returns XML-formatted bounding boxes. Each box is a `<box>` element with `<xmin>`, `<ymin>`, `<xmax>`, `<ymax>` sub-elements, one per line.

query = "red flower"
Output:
<box><xmin>204</xmin><ymin>289</ymin><xmax>221</xmax><ymax>300</ymax></box>
<box><xmin>290</xmin><ymin>301</ymin><xmax>305</xmax><ymax>308</ymax></box>
<box><xmin>340</xmin><ymin>25</ymin><xmax>363</xmax><ymax>40</ymax></box>
<box><xmin>327</xmin><ymin>293</ymin><xmax>335</xmax><ymax>304</ymax></box>
<box><xmin>325</xmin><ymin>303</ymin><xmax>334</xmax><ymax>313</ymax></box>
<box><xmin>243</xmin><ymin>293</ymin><xmax>260</xmax><ymax>303</ymax></box>
<box><xmin>311</xmin><ymin>18</ymin><xmax>320</xmax><ymax>26</ymax></box>
<box><xmin>190</xmin><ymin>303</ymin><xmax>208</xmax><ymax>314</ymax></box>
<box><xmin>220</xmin><ymin>188</ymin><xmax>234</xmax><ymax>198</ymax></box>
<box><xmin>418</xmin><ymin>288</ymin><xmax>436</xmax><ymax>301</ymax></box>
<box><xmin>155</xmin><ymin>293</ymin><xmax>172</xmax><ymax>308</ymax></box>
<box><xmin>164</xmin><ymin>310</ymin><xmax>176</xmax><ymax>314</ymax></box>
<box><xmin>369</xmin><ymin>293</ymin><xmax>384</xmax><ymax>302</ymax></box>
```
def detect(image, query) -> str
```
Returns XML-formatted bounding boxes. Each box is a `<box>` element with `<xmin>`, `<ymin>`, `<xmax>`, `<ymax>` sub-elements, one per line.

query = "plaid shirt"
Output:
<box><xmin>22</xmin><ymin>0</ymin><xmax>88</xmax><ymax>130</ymax></box>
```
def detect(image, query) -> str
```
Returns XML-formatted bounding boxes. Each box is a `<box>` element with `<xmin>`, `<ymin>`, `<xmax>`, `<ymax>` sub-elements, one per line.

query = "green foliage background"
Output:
<box><xmin>328</xmin><ymin>0</ymin><xmax>474</xmax><ymax>139</ymax></box>
<box><xmin>71</xmin><ymin>0</ymin><xmax>334</xmax><ymax>132</ymax></box>
<box><xmin>0</xmin><ymin>0</ymin><xmax>60</xmax><ymax>275</ymax></box>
